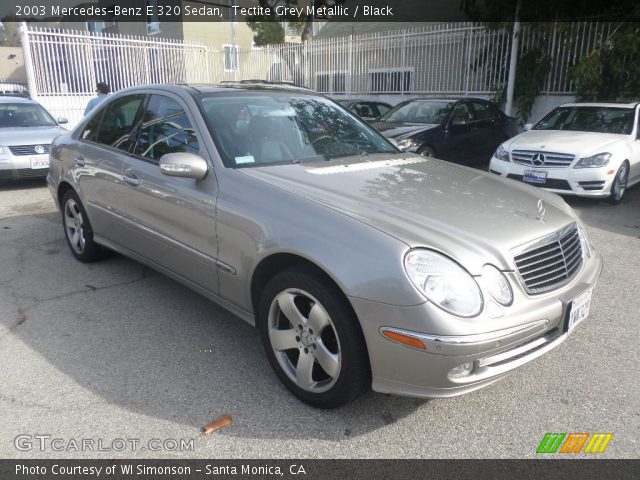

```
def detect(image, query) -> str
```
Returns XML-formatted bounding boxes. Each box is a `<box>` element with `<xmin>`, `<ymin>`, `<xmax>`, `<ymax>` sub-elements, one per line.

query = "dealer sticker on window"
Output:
<box><xmin>523</xmin><ymin>169</ymin><xmax>547</xmax><ymax>184</ymax></box>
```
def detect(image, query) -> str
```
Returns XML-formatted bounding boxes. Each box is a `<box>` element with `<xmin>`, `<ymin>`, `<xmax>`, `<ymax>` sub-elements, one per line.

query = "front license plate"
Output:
<box><xmin>565</xmin><ymin>287</ymin><xmax>593</xmax><ymax>333</ymax></box>
<box><xmin>523</xmin><ymin>169</ymin><xmax>547</xmax><ymax>184</ymax></box>
<box><xmin>30</xmin><ymin>156</ymin><xmax>49</xmax><ymax>169</ymax></box>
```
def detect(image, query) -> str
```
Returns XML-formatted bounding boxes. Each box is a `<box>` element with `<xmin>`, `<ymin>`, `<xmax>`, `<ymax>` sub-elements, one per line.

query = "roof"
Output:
<box><xmin>119</xmin><ymin>83</ymin><xmax>319</xmax><ymax>96</ymax></box>
<box><xmin>314</xmin><ymin>21</ymin><xmax>434</xmax><ymax>39</ymax></box>
<box><xmin>0</xmin><ymin>95</ymin><xmax>35</xmax><ymax>104</ymax></box>
<box><xmin>561</xmin><ymin>102</ymin><xmax>639</xmax><ymax>108</ymax></box>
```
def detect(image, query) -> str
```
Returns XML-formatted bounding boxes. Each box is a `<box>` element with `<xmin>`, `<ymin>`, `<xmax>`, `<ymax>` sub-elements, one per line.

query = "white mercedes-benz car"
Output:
<box><xmin>489</xmin><ymin>102</ymin><xmax>640</xmax><ymax>204</ymax></box>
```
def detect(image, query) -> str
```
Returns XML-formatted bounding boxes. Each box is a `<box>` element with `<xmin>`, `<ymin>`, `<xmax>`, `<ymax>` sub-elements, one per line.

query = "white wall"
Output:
<box><xmin>528</xmin><ymin>94</ymin><xmax>575</xmax><ymax>123</ymax></box>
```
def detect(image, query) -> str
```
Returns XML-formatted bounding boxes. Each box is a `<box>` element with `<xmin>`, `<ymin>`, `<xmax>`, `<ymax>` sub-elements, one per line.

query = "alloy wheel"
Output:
<box><xmin>64</xmin><ymin>198</ymin><xmax>86</xmax><ymax>254</ymax></box>
<box><xmin>267</xmin><ymin>288</ymin><xmax>342</xmax><ymax>393</ymax></box>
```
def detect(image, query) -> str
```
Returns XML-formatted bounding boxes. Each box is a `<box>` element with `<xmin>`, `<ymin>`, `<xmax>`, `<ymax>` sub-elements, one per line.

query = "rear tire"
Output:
<box><xmin>608</xmin><ymin>161</ymin><xmax>629</xmax><ymax>205</ymax></box>
<box><xmin>61</xmin><ymin>190</ymin><xmax>110</xmax><ymax>262</ymax></box>
<box><xmin>258</xmin><ymin>266</ymin><xmax>370</xmax><ymax>408</ymax></box>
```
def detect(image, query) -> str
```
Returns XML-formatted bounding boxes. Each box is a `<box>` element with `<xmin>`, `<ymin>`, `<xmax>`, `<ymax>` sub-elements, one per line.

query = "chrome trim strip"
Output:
<box><xmin>379</xmin><ymin>319</ymin><xmax>548</xmax><ymax>349</ymax></box>
<box><xmin>88</xmin><ymin>201</ymin><xmax>236</xmax><ymax>275</ymax></box>
<box><xmin>477</xmin><ymin>336</ymin><xmax>549</xmax><ymax>367</ymax></box>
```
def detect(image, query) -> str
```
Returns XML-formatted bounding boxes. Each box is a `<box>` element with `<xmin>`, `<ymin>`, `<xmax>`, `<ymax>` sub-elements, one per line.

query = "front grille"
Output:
<box><xmin>17</xmin><ymin>168</ymin><xmax>48</xmax><ymax>178</ymax></box>
<box><xmin>514</xmin><ymin>223</ymin><xmax>583</xmax><ymax>294</ymax></box>
<box><xmin>512</xmin><ymin>150</ymin><xmax>575</xmax><ymax>168</ymax></box>
<box><xmin>8</xmin><ymin>144</ymin><xmax>51</xmax><ymax>156</ymax></box>
<box><xmin>507</xmin><ymin>174</ymin><xmax>572</xmax><ymax>191</ymax></box>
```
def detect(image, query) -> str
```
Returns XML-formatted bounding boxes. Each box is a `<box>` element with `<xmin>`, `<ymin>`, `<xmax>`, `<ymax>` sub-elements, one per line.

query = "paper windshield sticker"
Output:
<box><xmin>235</xmin><ymin>155</ymin><xmax>255</xmax><ymax>164</ymax></box>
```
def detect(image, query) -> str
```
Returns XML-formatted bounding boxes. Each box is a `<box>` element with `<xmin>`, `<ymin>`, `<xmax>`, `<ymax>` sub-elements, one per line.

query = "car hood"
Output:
<box><xmin>503</xmin><ymin>129</ymin><xmax>627</xmax><ymax>156</ymax></box>
<box><xmin>371</xmin><ymin>122</ymin><xmax>439</xmax><ymax>139</ymax></box>
<box><xmin>239</xmin><ymin>154</ymin><xmax>578</xmax><ymax>273</ymax></box>
<box><xmin>0</xmin><ymin>126</ymin><xmax>67</xmax><ymax>146</ymax></box>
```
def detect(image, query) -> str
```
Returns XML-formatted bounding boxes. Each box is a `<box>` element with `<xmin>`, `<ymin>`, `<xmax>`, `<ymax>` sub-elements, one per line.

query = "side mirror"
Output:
<box><xmin>523</xmin><ymin>123</ymin><xmax>533</xmax><ymax>131</ymax></box>
<box><xmin>450</xmin><ymin>118</ymin><xmax>466</xmax><ymax>126</ymax></box>
<box><xmin>57</xmin><ymin>117</ymin><xmax>68</xmax><ymax>124</ymax></box>
<box><xmin>159</xmin><ymin>152</ymin><xmax>208</xmax><ymax>179</ymax></box>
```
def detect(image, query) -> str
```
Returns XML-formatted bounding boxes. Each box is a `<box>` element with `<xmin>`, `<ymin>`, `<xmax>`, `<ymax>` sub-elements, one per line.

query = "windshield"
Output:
<box><xmin>534</xmin><ymin>106</ymin><xmax>635</xmax><ymax>134</ymax></box>
<box><xmin>377</xmin><ymin>100</ymin><xmax>455</xmax><ymax>124</ymax></box>
<box><xmin>0</xmin><ymin>103</ymin><xmax>57</xmax><ymax>127</ymax></box>
<box><xmin>200</xmin><ymin>92</ymin><xmax>396</xmax><ymax>168</ymax></box>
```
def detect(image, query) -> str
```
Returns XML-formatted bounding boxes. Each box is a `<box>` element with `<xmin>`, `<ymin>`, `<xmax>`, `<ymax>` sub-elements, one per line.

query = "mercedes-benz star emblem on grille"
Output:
<box><xmin>532</xmin><ymin>153</ymin><xmax>546</xmax><ymax>165</ymax></box>
<box><xmin>34</xmin><ymin>145</ymin><xmax>45</xmax><ymax>154</ymax></box>
<box><xmin>536</xmin><ymin>199</ymin><xmax>546</xmax><ymax>222</ymax></box>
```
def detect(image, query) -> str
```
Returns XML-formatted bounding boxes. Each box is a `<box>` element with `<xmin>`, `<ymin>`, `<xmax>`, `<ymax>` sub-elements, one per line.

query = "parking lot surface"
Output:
<box><xmin>0</xmin><ymin>178</ymin><xmax>638</xmax><ymax>458</ymax></box>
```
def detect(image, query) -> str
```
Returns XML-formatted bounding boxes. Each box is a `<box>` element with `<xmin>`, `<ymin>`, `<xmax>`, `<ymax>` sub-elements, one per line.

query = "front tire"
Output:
<box><xmin>61</xmin><ymin>190</ymin><xmax>110</xmax><ymax>262</ymax></box>
<box><xmin>417</xmin><ymin>146</ymin><xmax>435</xmax><ymax>157</ymax></box>
<box><xmin>608</xmin><ymin>161</ymin><xmax>629</xmax><ymax>205</ymax></box>
<box><xmin>258</xmin><ymin>266</ymin><xmax>370</xmax><ymax>408</ymax></box>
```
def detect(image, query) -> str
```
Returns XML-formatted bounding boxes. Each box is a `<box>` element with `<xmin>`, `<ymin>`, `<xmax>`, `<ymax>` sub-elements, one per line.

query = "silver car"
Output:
<box><xmin>0</xmin><ymin>95</ymin><xmax>68</xmax><ymax>181</ymax></box>
<box><xmin>47</xmin><ymin>84</ymin><xmax>602</xmax><ymax>408</ymax></box>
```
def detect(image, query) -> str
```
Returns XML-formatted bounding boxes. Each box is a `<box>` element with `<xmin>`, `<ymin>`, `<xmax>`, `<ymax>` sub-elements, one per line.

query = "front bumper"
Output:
<box><xmin>0</xmin><ymin>152</ymin><xmax>50</xmax><ymax>181</ymax></box>
<box><xmin>350</xmin><ymin>251</ymin><xmax>603</xmax><ymax>399</ymax></box>
<box><xmin>488</xmin><ymin>156</ymin><xmax>616</xmax><ymax>197</ymax></box>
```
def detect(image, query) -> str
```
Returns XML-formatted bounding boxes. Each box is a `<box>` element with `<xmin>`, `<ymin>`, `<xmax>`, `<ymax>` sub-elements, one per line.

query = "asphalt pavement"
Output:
<box><xmin>0</xmin><ymin>178</ymin><xmax>638</xmax><ymax>458</ymax></box>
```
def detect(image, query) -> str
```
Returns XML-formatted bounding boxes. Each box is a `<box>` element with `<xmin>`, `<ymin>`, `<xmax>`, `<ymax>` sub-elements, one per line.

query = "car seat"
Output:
<box><xmin>249</xmin><ymin>116</ymin><xmax>294</xmax><ymax>163</ymax></box>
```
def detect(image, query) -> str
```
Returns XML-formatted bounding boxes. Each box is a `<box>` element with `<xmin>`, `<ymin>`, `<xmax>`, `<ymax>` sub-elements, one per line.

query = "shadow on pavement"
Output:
<box><xmin>3</xmin><ymin>211</ymin><xmax>426</xmax><ymax>442</ymax></box>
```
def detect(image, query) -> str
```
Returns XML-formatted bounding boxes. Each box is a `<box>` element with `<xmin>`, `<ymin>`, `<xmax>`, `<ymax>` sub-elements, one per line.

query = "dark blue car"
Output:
<box><xmin>371</xmin><ymin>98</ymin><xmax>518</xmax><ymax>165</ymax></box>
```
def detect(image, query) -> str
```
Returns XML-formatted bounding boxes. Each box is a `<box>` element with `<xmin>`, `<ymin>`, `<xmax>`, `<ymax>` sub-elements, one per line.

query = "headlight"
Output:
<box><xmin>574</xmin><ymin>152</ymin><xmax>611</xmax><ymax>168</ymax></box>
<box><xmin>397</xmin><ymin>137</ymin><xmax>421</xmax><ymax>152</ymax></box>
<box><xmin>494</xmin><ymin>144</ymin><xmax>510</xmax><ymax>161</ymax></box>
<box><xmin>577</xmin><ymin>224</ymin><xmax>591</xmax><ymax>258</ymax></box>
<box><xmin>481</xmin><ymin>264</ymin><xmax>513</xmax><ymax>306</ymax></box>
<box><xmin>404</xmin><ymin>249</ymin><xmax>483</xmax><ymax>317</ymax></box>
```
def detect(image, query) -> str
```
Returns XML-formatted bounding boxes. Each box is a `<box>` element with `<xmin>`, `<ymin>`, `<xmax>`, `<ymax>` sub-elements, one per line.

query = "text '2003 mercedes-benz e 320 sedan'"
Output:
<box><xmin>48</xmin><ymin>84</ymin><xmax>602</xmax><ymax>408</ymax></box>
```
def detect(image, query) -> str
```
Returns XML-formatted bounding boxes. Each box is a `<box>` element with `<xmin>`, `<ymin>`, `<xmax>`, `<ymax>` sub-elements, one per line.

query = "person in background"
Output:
<box><xmin>84</xmin><ymin>82</ymin><xmax>110</xmax><ymax>116</ymax></box>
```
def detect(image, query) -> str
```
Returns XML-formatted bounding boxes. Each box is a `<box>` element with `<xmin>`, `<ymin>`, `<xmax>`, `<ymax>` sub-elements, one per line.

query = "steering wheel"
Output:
<box><xmin>311</xmin><ymin>134</ymin><xmax>333</xmax><ymax>145</ymax></box>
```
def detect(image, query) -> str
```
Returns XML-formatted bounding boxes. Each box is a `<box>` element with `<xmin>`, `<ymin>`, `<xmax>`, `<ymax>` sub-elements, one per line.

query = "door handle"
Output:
<box><xmin>74</xmin><ymin>156</ymin><xmax>85</xmax><ymax>167</ymax></box>
<box><xmin>122</xmin><ymin>172</ymin><xmax>140</xmax><ymax>187</ymax></box>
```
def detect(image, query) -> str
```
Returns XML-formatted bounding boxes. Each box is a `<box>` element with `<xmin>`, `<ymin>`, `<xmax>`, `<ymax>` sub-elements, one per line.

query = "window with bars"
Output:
<box><xmin>368</xmin><ymin>69</ymin><xmax>413</xmax><ymax>93</ymax></box>
<box><xmin>223</xmin><ymin>45</ymin><xmax>239</xmax><ymax>71</ymax></box>
<box><xmin>316</xmin><ymin>72</ymin><xmax>346</xmax><ymax>93</ymax></box>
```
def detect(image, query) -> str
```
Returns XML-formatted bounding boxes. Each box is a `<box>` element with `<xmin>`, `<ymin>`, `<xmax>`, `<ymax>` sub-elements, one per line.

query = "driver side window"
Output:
<box><xmin>134</xmin><ymin>95</ymin><xmax>200</xmax><ymax>163</ymax></box>
<box><xmin>451</xmin><ymin>103</ymin><xmax>475</xmax><ymax>124</ymax></box>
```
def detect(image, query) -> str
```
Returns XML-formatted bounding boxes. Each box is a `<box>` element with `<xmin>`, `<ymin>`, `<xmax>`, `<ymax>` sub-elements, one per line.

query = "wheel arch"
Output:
<box><xmin>250</xmin><ymin>252</ymin><xmax>359</xmax><ymax>327</ymax></box>
<box><xmin>57</xmin><ymin>180</ymin><xmax>76</xmax><ymax>208</ymax></box>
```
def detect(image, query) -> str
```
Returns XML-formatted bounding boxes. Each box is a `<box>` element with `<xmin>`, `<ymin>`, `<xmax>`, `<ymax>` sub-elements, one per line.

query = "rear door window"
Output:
<box><xmin>93</xmin><ymin>95</ymin><xmax>145</xmax><ymax>152</ymax></box>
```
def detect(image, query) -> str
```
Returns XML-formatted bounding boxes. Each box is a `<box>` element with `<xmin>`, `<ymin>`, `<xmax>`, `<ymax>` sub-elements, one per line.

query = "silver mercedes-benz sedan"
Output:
<box><xmin>47</xmin><ymin>83</ymin><xmax>602</xmax><ymax>408</ymax></box>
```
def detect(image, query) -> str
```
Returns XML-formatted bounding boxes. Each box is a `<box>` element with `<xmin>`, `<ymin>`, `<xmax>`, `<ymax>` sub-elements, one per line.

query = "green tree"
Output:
<box><xmin>462</xmin><ymin>0</ymin><xmax>640</xmax><ymax>105</ymax></box>
<box><xmin>571</xmin><ymin>23</ymin><xmax>640</xmax><ymax>101</ymax></box>
<box><xmin>247</xmin><ymin>21</ymin><xmax>286</xmax><ymax>46</ymax></box>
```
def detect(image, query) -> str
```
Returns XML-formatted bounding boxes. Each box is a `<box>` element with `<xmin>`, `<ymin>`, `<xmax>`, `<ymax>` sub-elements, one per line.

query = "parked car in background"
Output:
<box><xmin>0</xmin><ymin>83</ymin><xmax>29</xmax><ymax>98</ymax></box>
<box><xmin>372</xmin><ymin>98</ymin><xmax>518</xmax><ymax>165</ymax></box>
<box><xmin>336</xmin><ymin>99</ymin><xmax>393</xmax><ymax>122</ymax></box>
<box><xmin>0</xmin><ymin>95</ymin><xmax>68</xmax><ymax>181</ymax></box>
<box><xmin>489</xmin><ymin>102</ymin><xmax>640</xmax><ymax>204</ymax></box>
<box><xmin>48</xmin><ymin>83</ymin><xmax>601</xmax><ymax>408</ymax></box>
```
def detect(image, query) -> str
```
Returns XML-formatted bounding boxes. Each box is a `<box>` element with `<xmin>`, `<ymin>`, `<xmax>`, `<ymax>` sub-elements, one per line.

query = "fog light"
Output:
<box><xmin>449</xmin><ymin>362</ymin><xmax>474</xmax><ymax>379</ymax></box>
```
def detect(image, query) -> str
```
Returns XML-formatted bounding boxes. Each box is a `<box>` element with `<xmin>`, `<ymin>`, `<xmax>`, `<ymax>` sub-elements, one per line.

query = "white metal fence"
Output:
<box><xmin>21</xmin><ymin>22</ymin><xmax>612</xmax><ymax>127</ymax></box>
